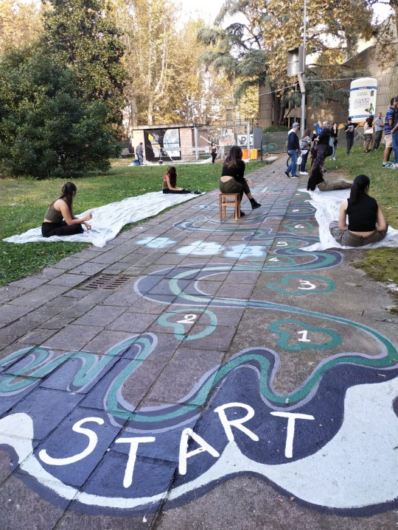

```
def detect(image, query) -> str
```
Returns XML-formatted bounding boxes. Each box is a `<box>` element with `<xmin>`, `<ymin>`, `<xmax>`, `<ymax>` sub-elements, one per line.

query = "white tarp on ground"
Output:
<box><xmin>301</xmin><ymin>188</ymin><xmax>398</xmax><ymax>251</ymax></box>
<box><xmin>4</xmin><ymin>192</ymin><xmax>201</xmax><ymax>248</ymax></box>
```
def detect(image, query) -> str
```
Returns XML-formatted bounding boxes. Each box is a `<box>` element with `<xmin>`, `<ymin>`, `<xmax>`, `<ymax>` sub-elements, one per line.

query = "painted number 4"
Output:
<box><xmin>177</xmin><ymin>314</ymin><xmax>197</xmax><ymax>325</ymax></box>
<box><xmin>297</xmin><ymin>330</ymin><xmax>311</xmax><ymax>343</ymax></box>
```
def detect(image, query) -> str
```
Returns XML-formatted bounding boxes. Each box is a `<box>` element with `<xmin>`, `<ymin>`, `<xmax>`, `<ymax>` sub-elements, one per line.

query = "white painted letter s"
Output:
<box><xmin>39</xmin><ymin>417</ymin><xmax>104</xmax><ymax>466</ymax></box>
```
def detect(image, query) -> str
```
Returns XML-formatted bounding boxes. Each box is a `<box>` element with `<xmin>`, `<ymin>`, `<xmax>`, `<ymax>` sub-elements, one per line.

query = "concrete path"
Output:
<box><xmin>1</xmin><ymin>159</ymin><xmax>398</xmax><ymax>530</ymax></box>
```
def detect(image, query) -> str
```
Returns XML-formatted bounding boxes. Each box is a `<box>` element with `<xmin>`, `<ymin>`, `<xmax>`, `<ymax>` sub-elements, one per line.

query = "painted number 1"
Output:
<box><xmin>297</xmin><ymin>330</ymin><xmax>311</xmax><ymax>342</ymax></box>
<box><xmin>177</xmin><ymin>314</ymin><xmax>197</xmax><ymax>325</ymax></box>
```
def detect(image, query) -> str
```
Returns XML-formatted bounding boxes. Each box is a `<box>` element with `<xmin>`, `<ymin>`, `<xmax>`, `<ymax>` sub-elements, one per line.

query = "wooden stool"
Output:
<box><xmin>219</xmin><ymin>193</ymin><xmax>241</xmax><ymax>220</ymax></box>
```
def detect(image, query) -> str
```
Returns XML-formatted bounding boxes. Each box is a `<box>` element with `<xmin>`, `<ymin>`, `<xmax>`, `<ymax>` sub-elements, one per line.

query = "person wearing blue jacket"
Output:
<box><xmin>285</xmin><ymin>122</ymin><xmax>300</xmax><ymax>178</ymax></box>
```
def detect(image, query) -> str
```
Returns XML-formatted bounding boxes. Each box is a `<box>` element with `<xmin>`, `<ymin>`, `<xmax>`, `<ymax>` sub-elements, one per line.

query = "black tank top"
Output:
<box><xmin>347</xmin><ymin>194</ymin><xmax>378</xmax><ymax>232</ymax></box>
<box><xmin>221</xmin><ymin>159</ymin><xmax>245</xmax><ymax>180</ymax></box>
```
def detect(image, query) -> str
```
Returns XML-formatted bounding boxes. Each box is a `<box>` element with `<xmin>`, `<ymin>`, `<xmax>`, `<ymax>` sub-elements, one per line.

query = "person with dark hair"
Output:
<box><xmin>373</xmin><ymin>112</ymin><xmax>383</xmax><ymax>151</ymax></box>
<box><xmin>219</xmin><ymin>145</ymin><xmax>261</xmax><ymax>216</ymax></box>
<box><xmin>329</xmin><ymin>174</ymin><xmax>388</xmax><ymax>247</ymax></box>
<box><xmin>299</xmin><ymin>128</ymin><xmax>311</xmax><ymax>175</ymax></box>
<box><xmin>307</xmin><ymin>166</ymin><xmax>352</xmax><ymax>192</ymax></box>
<box><xmin>330</xmin><ymin>122</ymin><xmax>338</xmax><ymax>160</ymax></box>
<box><xmin>285</xmin><ymin>122</ymin><xmax>300</xmax><ymax>178</ymax></box>
<box><xmin>363</xmin><ymin>116</ymin><xmax>374</xmax><ymax>153</ymax></box>
<box><xmin>136</xmin><ymin>142</ymin><xmax>144</xmax><ymax>165</ymax></box>
<box><xmin>162</xmin><ymin>166</ymin><xmax>191</xmax><ymax>194</ymax></box>
<box><xmin>314</xmin><ymin>121</ymin><xmax>331</xmax><ymax>169</ymax></box>
<box><xmin>390</xmin><ymin>96</ymin><xmax>398</xmax><ymax>168</ymax></box>
<box><xmin>344</xmin><ymin>117</ymin><xmax>357</xmax><ymax>156</ymax></box>
<box><xmin>211</xmin><ymin>143</ymin><xmax>217</xmax><ymax>163</ymax></box>
<box><xmin>382</xmin><ymin>97</ymin><xmax>397</xmax><ymax>167</ymax></box>
<box><xmin>41</xmin><ymin>182</ymin><xmax>92</xmax><ymax>238</ymax></box>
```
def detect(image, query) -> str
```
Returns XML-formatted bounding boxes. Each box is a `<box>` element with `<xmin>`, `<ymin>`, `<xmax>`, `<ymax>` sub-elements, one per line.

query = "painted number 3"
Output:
<box><xmin>298</xmin><ymin>279</ymin><xmax>316</xmax><ymax>290</ymax></box>
<box><xmin>177</xmin><ymin>314</ymin><xmax>197</xmax><ymax>325</ymax></box>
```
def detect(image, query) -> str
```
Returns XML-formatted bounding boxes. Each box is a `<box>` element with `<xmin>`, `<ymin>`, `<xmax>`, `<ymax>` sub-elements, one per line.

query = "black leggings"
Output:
<box><xmin>162</xmin><ymin>189</ymin><xmax>191</xmax><ymax>194</ymax></box>
<box><xmin>42</xmin><ymin>221</ymin><xmax>84</xmax><ymax>238</ymax></box>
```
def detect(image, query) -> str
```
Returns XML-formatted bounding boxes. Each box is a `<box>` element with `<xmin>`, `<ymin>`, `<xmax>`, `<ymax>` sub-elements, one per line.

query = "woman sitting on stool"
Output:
<box><xmin>42</xmin><ymin>182</ymin><xmax>92</xmax><ymax>238</ymax></box>
<box><xmin>162</xmin><ymin>167</ymin><xmax>191</xmax><ymax>194</ymax></box>
<box><xmin>219</xmin><ymin>145</ymin><xmax>261</xmax><ymax>216</ymax></box>
<box><xmin>329</xmin><ymin>174</ymin><xmax>388</xmax><ymax>247</ymax></box>
<box><xmin>307</xmin><ymin>165</ymin><xmax>353</xmax><ymax>192</ymax></box>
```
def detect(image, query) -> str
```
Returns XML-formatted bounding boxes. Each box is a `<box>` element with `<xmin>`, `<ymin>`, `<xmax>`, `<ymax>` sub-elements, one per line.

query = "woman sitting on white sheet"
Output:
<box><xmin>42</xmin><ymin>182</ymin><xmax>92</xmax><ymax>238</ymax></box>
<box><xmin>307</xmin><ymin>165</ymin><xmax>353</xmax><ymax>192</ymax></box>
<box><xmin>329</xmin><ymin>174</ymin><xmax>388</xmax><ymax>247</ymax></box>
<box><xmin>162</xmin><ymin>167</ymin><xmax>191</xmax><ymax>194</ymax></box>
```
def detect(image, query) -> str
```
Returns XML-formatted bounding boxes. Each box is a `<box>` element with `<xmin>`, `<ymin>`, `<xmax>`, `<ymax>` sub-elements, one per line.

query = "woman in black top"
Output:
<box><xmin>42</xmin><ymin>182</ymin><xmax>92</xmax><ymax>238</ymax></box>
<box><xmin>162</xmin><ymin>167</ymin><xmax>191</xmax><ymax>194</ymax></box>
<box><xmin>313</xmin><ymin>121</ymin><xmax>331</xmax><ymax>169</ymax></box>
<box><xmin>219</xmin><ymin>145</ymin><xmax>261</xmax><ymax>216</ymax></box>
<box><xmin>329</xmin><ymin>174</ymin><xmax>388</xmax><ymax>247</ymax></box>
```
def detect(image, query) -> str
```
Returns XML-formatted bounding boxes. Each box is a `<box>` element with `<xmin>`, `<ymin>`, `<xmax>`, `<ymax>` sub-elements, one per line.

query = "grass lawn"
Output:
<box><xmin>1</xmin><ymin>150</ymin><xmax>397</xmax><ymax>289</ymax></box>
<box><xmin>0</xmin><ymin>161</ymin><xmax>264</xmax><ymax>286</ymax></box>
<box><xmin>325</xmin><ymin>145</ymin><xmax>398</xmax><ymax>287</ymax></box>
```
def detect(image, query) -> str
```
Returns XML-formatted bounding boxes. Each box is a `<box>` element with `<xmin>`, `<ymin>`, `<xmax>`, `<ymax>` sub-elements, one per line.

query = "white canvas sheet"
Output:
<box><xmin>4</xmin><ymin>192</ymin><xmax>201</xmax><ymax>248</ymax></box>
<box><xmin>301</xmin><ymin>188</ymin><xmax>398</xmax><ymax>251</ymax></box>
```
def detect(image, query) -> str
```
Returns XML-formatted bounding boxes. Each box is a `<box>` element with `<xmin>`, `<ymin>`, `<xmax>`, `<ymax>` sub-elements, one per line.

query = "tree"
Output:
<box><xmin>109</xmin><ymin>0</ymin><xmax>181</xmax><ymax>126</ymax></box>
<box><xmin>42</xmin><ymin>0</ymin><xmax>127</xmax><ymax>123</ymax></box>
<box><xmin>0</xmin><ymin>1</ymin><xmax>43</xmax><ymax>55</ymax></box>
<box><xmin>198</xmin><ymin>0</ymin><xmax>377</xmax><ymax>123</ymax></box>
<box><xmin>0</xmin><ymin>46</ymin><xmax>119</xmax><ymax>178</ymax></box>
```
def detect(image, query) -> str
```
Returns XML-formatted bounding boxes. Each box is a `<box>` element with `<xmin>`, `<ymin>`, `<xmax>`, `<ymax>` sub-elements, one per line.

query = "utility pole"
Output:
<box><xmin>287</xmin><ymin>0</ymin><xmax>307</xmax><ymax>135</ymax></box>
<box><xmin>300</xmin><ymin>0</ymin><xmax>307</xmax><ymax>136</ymax></box>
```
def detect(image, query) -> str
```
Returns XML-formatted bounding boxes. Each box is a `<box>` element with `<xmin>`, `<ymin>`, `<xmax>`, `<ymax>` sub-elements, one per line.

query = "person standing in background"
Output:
<box><xmin>314</xmin><ymin>121</ymin><xmax>331</xmax><ymax>170</ymax></box>
<box><xmin>330</xmin><ymin>122</ymin><xmax>339</xmax><ymax>160</ymax></box>
<box><xmin>382</xmin><ymin>97</ymin><xmax>396</xmax><ymax>167</ymax></box>
<box><xmin>314</xmin><ymin>120</ymin><xmax>323</xmax><ymax>137</ymax></box>
<box><xmin>373</xmin><ymin>112</ymin><xmax>383</xmax><ymax>151</ymax></box>
<box><xmin>363</xmin><ymin>116</ymin><xmax>374</xmax><ymax>153</ymax></box>
<box><xmin>211</xmin><ymin>143</ymin><xmax>217</xmax><ymax>163</ymax></box>
<box><xmin>344</xmin><ymin>117</ymin><xmax>357</xmax><ymax>155</ymax></box>
<box><xmin>299</xmin><ymin>128</ymin><xmax>311</xmax><ymax>175</ymax></box>
<box><xmin>285</xmin><ymin>122</ymin><xmax>300</xmax><ymax>178</ymax></box>
<box><xmin>136</xmin><ymin>142</ymin><xmax>144</xmax><ymax>165</ymax></box>
<box><xmin>390</xmin><ymin>96</ymin><xmax>398</xmax><ymax>168</ymax></box>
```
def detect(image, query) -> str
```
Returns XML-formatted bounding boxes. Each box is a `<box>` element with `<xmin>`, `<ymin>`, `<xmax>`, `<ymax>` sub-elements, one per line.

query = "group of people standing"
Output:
<box><xmin>285</xmin><ymin>120</ymin><xmax>339</xmax><ymax>179</ymax></box>
<box><xmin>282</xmin><ymin>117</ymin><xmax>388</xmax><ymax>247</ymax></box>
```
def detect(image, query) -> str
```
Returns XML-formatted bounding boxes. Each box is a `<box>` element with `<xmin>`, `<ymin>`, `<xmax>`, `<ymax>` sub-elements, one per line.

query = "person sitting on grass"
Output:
<box><xmin>219</xmin><ymin>145</ymin><xmax>261</xmax><ymax>217</ymax></box>
<box><xmin>329</xmin><ymin>174</ymin><xmax>388</xmax><ymax>247</ymax></box>
<box><xmin>41</xmin><ymin>182</ymin><xmax>92</xmax><ymax>238</ymax></box>
<box><xmin>162</xmin><ymin>166</ymin><xmax>200</xmax><ymax>194</ymax></box>
<box><xmin>307</xmin><ymin>165</ymin><xmax>353</xmax><ymax>192</ymax></box>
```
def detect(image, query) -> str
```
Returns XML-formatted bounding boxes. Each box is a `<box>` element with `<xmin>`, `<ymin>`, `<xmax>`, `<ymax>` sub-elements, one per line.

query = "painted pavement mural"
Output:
<box><xmin>1</xmin><ymin>186</ymin><xmax>398</xmax><ymax>518</ymax></box>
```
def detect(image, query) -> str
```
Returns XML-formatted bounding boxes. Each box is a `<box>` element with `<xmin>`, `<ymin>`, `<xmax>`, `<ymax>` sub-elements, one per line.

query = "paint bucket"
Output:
<box><xmin>242</xmin><ymin>149</ymin><xmax>249</xmax><ymax>159</ymax></box>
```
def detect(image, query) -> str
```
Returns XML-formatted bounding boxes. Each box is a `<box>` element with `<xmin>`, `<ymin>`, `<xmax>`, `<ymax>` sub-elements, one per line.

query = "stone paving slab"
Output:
<box><xmin>1</xmin><ymin>159</ymin><xmax>398</xmax><ymax>529</ymax></box>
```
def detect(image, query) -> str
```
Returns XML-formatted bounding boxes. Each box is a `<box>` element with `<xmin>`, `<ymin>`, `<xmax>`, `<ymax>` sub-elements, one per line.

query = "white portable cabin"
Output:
<box><xmin>348</xmin><ymin>77</ymin><xmax>378</xmax><ymax>123</ymax></box>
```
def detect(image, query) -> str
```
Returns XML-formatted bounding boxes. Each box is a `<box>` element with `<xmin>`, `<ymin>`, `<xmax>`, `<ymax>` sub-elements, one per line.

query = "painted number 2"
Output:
<box><xmin>298</xmin><ymin>279</ymin><xmax>316</xmax><ymax>290</ymax></box>
<box><xmin>177</xmin><ymin>314</ymin><xmax>197</xmax><ymax>325</ymax></box>
<box><xmin>297</xmin><ymin>330</ymin><xmax>311</xmax><ymax>343</ymax></box>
